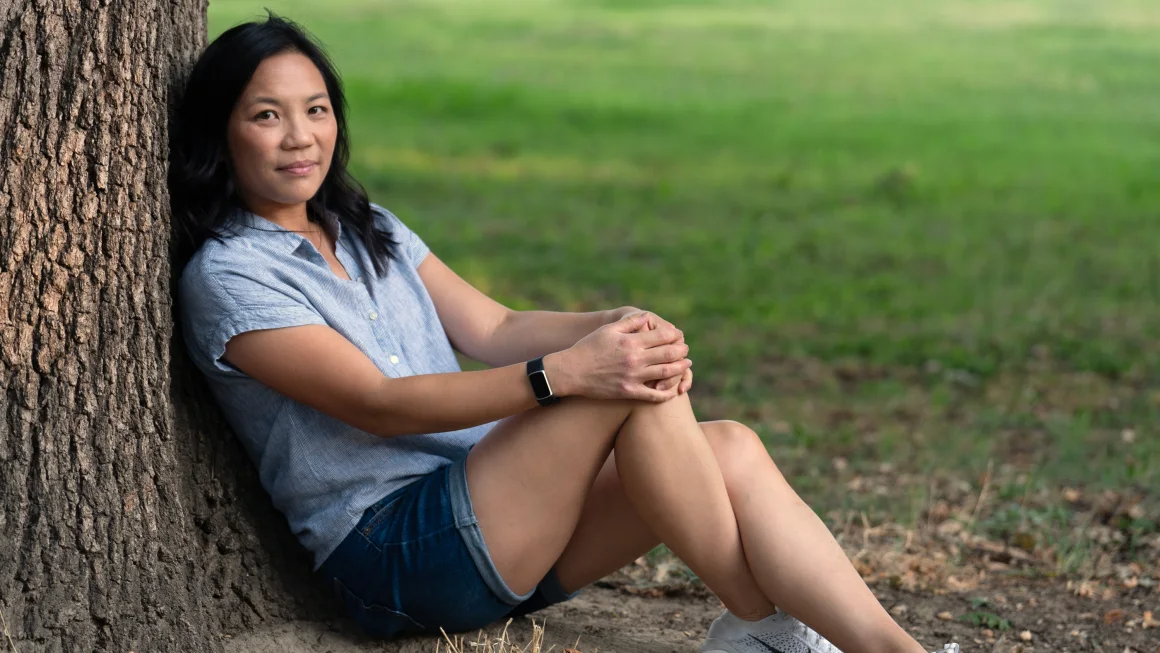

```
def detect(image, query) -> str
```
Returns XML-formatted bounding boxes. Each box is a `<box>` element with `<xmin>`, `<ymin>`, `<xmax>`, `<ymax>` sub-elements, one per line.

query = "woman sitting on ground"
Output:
<box><xmin>171</xmin><ymin>15</ymin><xmax>958</xmax><ymax>653</ymax></box>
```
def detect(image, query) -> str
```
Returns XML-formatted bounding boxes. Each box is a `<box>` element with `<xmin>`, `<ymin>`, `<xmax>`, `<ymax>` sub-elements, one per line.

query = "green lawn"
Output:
<box><xmin>207</xmin><ymin>0</ymin><xmax>1159</xmax><ymax>522</ymax></box>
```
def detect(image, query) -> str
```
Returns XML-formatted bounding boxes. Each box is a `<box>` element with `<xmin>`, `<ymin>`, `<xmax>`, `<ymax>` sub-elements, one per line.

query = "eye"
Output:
<box><xmin>254</xmin><ymin>110</ymin><xmax>277</xmax><ymax>122</ymax></box>
<box><xmin>308</xmin><ymin>105</ymin><xmax>329</xmax><ymax>116</ymax></box>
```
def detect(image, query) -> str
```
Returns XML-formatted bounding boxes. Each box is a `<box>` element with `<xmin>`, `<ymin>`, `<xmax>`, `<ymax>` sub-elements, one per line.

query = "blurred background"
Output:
<box><xmin>209</xmin><ymin>0</ymin><xmax>1157</xmax><ymax>585</ymax></box>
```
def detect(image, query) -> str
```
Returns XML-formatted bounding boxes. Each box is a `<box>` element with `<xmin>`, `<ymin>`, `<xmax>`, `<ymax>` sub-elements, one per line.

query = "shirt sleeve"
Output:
<box><xmin>371</xmin><ymin>203</ymin><xmax>431</xmax><ymax>268</ymax></box>
<box><xmin>179</xmin><ymin>257</ymin><xmax>327</xmax><ymax>377</ymax></box>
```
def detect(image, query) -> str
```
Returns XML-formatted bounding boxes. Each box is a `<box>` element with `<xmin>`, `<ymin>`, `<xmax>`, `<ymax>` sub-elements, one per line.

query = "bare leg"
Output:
<box><xmin>613</xmin><ymin>407</ymin><xmax>922</xmax><ymax>653</ymax></box>
<box><xmin>550</xmin><ymin>421</ymin><xmax>769</xmax><ymax>612</ymax></box>
<box><xmin>467</xmin><ymin>397</ymin><xmax>924</xmax><ymax>653</ymax></box>
<box><xmin>468</xmin><ymin>395</ymin><xmax>771</xmax><ymax>617</ymax></box>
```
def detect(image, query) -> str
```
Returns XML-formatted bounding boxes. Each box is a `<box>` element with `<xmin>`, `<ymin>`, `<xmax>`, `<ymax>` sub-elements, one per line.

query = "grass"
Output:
<box><xmin>206</xmin><ymin>0</ymin><xmax>1159</xmax><ymax>557</ymax></box>
<box><xmin>1</xmin><ymin>608</ymin><xmax>18</xmax><ymax>653</ymax></box>
<box><xmin>436</xmin><ymin>619</ymin><xmax>562</xmax><ymax>653</ymax></box>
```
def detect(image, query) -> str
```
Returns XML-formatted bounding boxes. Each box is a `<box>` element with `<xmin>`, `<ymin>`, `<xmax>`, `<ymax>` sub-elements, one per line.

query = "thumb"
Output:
<box><xmin>612</xmin><ymin>312</ymin><xmax>651</xmax><ymax>333</ymax></box>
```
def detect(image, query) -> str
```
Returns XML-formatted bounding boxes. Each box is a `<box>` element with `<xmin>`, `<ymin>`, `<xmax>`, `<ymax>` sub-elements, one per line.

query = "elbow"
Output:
<box><xmin>353</xmin><ymin>377</ymin><xmax>405</xmax><ymax>438</ymax></box>
<box><xmin>459</xmin><ymin>307</ymin><xmax>515</xmax><ymax>368</ymax></box>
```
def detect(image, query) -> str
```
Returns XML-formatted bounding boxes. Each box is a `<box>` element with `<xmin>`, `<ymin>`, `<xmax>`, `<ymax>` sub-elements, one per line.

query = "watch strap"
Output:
<box><xmin>526</xmin><ymin>356</ymin><xmax>560</xmax><ymax>407</ymax></box>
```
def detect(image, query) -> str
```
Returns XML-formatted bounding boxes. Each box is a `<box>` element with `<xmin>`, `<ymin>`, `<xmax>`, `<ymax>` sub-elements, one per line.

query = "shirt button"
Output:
<box><xmin>355</xmin><ymin>276</ymin><xmax>362</xmax><ymax>282</ymax></box>
<box><xmin>389</xmin><ymin>355</ymin><xmax>399</xmax><ymax>365</ymax></box>
<box><xmin>368</xmin><ymin>310</ymin><xmax>378</xmax><ymax>321</ymax></box>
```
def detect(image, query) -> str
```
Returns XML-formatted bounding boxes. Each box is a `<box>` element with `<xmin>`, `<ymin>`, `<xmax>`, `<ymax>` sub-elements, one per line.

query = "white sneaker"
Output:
<box><xmin>700</xmin><ymin>609</ymin><xmax>963</xmax><ymax>653</ymax></box>
<box><xmin>700</xmin><ymin>609</ymin><xmax>841</xmax><ymax>653</ymax></box>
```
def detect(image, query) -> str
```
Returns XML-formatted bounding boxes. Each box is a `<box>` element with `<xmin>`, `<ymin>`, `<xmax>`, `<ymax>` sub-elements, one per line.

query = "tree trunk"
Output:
<box><xmin>0</xmin><ymin>2</ymin><xmax>335</xmax><ymax>651</ymax></box>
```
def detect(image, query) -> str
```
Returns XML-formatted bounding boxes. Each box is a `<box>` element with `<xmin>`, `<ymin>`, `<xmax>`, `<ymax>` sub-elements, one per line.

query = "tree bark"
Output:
<box><xmin>0</xmin><ymin>2</ymin><xmax>335</xmax><ymax>651</ymax></box>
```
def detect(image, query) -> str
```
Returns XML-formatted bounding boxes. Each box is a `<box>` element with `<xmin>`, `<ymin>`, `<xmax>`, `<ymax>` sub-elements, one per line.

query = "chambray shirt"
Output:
<box><xmin>178</xmin><ymin>204</ymin><xmax>496</xmax><ymax>569</ymax></box>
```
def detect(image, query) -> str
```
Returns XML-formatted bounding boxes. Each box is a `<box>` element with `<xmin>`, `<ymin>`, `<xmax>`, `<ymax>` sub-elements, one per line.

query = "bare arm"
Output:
<box><xmin>417</xmin><ymin>253</ymin><xmax>616</xmax><ymax>366</ymax></box>
<box><xmin>223</xmin><ymin>322</ymin><xmax>553</xmax><ymax>438</ymax></box>
<box><xmin>418</xmin><ymin>252</ymin><xmax>691</xmax><ymax>390</ymax></box>
<box><xmin>218</xmin><ymin>253</ymin><xmax>689</xmax><ymax>438</ymax></box>
<box><xmin>221</xmin><ymin>312</ymin><xmax>688</xmax><ymax>440</ymax></box>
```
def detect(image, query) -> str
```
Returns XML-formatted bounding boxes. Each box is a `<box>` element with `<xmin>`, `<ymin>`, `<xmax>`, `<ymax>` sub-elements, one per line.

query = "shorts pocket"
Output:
<box><xmin>360</xmin><ymin>493</ymin><xmax>406</xmax><ymax>539</ymax></box>
<box><xmin>332</xmin><ymin>577</ymin><xmax>424</xmax><ymax>639</ymax></box>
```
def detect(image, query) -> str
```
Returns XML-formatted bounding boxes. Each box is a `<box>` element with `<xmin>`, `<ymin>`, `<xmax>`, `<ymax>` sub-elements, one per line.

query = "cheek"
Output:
<box><xmin>229</xmin><ymin>129</ymin><xmax>277</xmax><ymax>180</ymax></box>
<box><xmin>321</xmin><ymin>122</ymin><xmax>338</xmax><ymax>152</ymax></box>
<box><xmin>318</xmin><ymin>122</ymin><xmax>339</xmax><ymax>168</ymax></box>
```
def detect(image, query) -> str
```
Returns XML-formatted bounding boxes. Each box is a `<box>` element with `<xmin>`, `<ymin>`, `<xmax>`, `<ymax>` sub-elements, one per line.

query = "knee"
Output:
<box><xmin>703</xmin><ymin>420</ymin><xmax>777</xmax><ymax>480</ymax></box>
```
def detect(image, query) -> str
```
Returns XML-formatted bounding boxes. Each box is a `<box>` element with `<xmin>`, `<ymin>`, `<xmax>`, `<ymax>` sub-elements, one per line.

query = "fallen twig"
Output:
<box><xmin>0</xmin><ymin>608</ymin><xmax>18</xmax><ymax>653</ymax></box>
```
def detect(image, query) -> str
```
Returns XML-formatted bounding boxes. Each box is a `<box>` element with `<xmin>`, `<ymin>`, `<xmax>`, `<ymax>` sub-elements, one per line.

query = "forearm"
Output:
<box><xmin>364</xmin><ymin>352</ymin><xmax>573</xmax><ymax>438</ymax></box>
<box><xmin>476</xmin><ymin>309</ymin><xmax>613</xmax><ymax>367</ymax></box>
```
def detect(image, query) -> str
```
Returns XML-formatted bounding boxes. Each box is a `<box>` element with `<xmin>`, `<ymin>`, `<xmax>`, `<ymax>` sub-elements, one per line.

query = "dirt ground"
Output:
<box><xmin>226</xmin><ymin>478</ymin><xmax>1158</xmax><ymax>653</ymax></box>
<box><xmin>225</xmin><ymin>574</ymin><xmax>1158</xmax><ymax>653</ymax></box>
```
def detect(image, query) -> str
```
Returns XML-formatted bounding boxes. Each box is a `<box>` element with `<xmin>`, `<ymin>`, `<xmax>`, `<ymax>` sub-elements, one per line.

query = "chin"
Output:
<box><xmin>270</xmin><ymin>183</ymin><xmax>324</xmax><ymax>206</ymax></box>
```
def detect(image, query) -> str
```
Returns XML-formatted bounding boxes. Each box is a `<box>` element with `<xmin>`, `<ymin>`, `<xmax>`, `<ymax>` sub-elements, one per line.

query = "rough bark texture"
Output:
<box><xmin>0</xmin><ymin>1</ymin><xmax>335</xmax><ymax>650</ymax></box>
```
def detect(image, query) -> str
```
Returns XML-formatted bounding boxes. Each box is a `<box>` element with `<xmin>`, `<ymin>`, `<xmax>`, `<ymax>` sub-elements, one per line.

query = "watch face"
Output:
<box><xmin>529</xmin><ymin>369</ymin><xmax>553</xmax><ymax>400</ymax></box>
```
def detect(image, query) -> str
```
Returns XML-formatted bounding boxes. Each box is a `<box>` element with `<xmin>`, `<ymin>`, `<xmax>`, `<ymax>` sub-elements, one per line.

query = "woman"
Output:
<box><xmin>171</xmin><ymin>15</ymin><xmax>959</xmax><ymax>653</ymax></box>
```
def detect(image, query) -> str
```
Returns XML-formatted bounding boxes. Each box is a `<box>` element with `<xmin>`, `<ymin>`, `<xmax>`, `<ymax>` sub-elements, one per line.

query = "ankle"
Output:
<box><xmin>731</xmin><ymin>606</ymin><xmax>776</xmax><ymax>622</ymax></box>
<box><xmin>861</xmin><ymin>630</ymin><xmax>926</xmax><ymax>653</ymax></box>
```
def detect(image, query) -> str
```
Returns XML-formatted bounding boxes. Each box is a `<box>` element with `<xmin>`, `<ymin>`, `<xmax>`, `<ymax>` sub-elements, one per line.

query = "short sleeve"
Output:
<box><xmin>179</xmin><ymin>256</ymin><xmax>327</xmax><ymax>376</ymax></box>
<box><xmin>371</xmin><ymin>203</ymin><xmax>430</xmax><ymax>268</ymax></box>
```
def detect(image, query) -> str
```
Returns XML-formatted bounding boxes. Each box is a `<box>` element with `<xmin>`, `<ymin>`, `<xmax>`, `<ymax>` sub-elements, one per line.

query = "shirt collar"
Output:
<box><xmin>231</xmin><ymin>208</ymin><xmax>343</xmax><ymax>254</ymax></box>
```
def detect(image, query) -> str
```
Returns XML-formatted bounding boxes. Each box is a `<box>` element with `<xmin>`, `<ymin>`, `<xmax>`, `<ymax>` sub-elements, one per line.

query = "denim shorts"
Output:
<box><xmin>317</xmin><ymin>457</ymin><xmax>581</xmax><ymax>639</ymax></box>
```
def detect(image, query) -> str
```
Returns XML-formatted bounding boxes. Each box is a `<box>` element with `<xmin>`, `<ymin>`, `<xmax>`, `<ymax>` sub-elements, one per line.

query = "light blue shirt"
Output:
<box><xmin>178</xmin><ymin>204</ymin><xmax>496</xmax><ymax>569</ymax></box>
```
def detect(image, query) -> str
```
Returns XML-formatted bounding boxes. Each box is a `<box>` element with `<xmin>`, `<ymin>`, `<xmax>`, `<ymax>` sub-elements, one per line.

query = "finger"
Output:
<box><xmin>629</xmin><ymin>383</ymin><xmax>681</xmax><ymax>403</ymax></box>
<box><xmin>612</xmin><ymin>312</ymin><xmax>653</xmax><ymax>334</ymax></box>
<box><xmin>657</xmin><ymin>373</ymin><xmax>682</xmax><ymax>392</ymax></box>
<box><xmin>638</xmin><ymin>343</ymin><xmax>689</xmax><ymax>366</ymax></box>
<box><xmin>640</xmin><ymin>359</ymin><xmax>691</xmax><ymax>382</ymax></box>
<box><xmin>632</xmin><ymin>325</ymin><xmax>683</xmax><ymax>347</ymax></box>
<box><xmin>679</xmin><ymin>368</ymin><xmax>693</xmax><ymax>394</ymax></box>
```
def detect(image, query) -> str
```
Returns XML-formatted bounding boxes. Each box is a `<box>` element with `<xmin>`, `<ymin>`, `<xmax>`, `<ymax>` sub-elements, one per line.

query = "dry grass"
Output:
<box><xmin>436</xmin><ymin>618</ymin><xmax>590</xmax><ymax>653</ymax></box>
<box><xmin>0</xmin><ymin>609</ymin><xmax>18</xmax><ymax>653</ymax></box>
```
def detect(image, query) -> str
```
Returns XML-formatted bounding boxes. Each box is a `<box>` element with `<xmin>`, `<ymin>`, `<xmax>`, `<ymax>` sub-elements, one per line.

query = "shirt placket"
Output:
<box><xmin>340</xmin><ymin>231</ymin><xmax>412</xmax><ymax>377</ymax></box>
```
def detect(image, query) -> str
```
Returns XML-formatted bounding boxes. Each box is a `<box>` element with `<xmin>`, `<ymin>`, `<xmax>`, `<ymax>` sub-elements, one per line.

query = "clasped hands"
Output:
<box><xmin>550</xmin><ymin>305</ymin><xmax>693</xmax><ymax>403</ymax></box>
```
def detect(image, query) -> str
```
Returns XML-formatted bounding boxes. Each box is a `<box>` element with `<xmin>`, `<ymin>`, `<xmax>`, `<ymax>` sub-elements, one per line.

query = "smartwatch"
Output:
<box><xmin>526</xmin><ymin>356</ymin><xmax>560</xmax><ymax>407</ymax></box>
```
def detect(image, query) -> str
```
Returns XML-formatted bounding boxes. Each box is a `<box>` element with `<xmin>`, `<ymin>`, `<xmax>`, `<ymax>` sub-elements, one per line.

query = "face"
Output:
<box><xmin>227</xmin><ymin>52</ymin><xmax>337</xmax><ymax>213</ymax></box>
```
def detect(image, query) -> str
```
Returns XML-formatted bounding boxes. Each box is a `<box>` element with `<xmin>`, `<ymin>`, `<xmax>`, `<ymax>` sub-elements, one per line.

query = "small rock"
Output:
<box><xmin>983</xmin><ymin>629</ymin><xmax>994</xmax><ymax>638</ymax></box>
<box><xmin>1020</xmin><ymin>630</ymin><xmax>1033</xmax><ymax>642</ymax></box>
<box><xmin>889</xmin><ymin>604</ymin><xmax>908</xmax><ymax>616</ymax></box>
<box><xmin>937</xmin><ymin>611</ymin><xmax>954</xmax><ymax>621</ymax></box>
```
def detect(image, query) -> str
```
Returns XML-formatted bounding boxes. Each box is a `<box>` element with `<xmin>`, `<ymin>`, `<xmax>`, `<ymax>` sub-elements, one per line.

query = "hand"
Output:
<box><xmin>651</xmin><ymin>366</ymin><xmax>694</xmax><ymax>395</ymax></box>
<box><xmin>551</xmin><ymin>312</ymin><xmax>690</xmax><ymax>402</ymax></box>
<box><xmin>610</xmin><ymin>307</ymin><xmax>692</xmax><ymax>394</ymax></box>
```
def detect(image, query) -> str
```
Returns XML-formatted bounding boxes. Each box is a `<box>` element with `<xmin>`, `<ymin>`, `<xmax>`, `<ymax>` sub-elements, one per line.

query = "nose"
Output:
<box><xmin>281</xmin><ymin>113</ymin><xmax>312</xmax><ymax>150</ymax></box>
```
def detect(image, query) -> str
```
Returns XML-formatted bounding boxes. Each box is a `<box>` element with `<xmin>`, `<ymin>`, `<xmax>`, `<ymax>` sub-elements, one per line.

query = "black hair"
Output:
<box><xmin>168</xmin><ymin>13</ymin><xmax>398</xmax><ymax>274</ymax></box>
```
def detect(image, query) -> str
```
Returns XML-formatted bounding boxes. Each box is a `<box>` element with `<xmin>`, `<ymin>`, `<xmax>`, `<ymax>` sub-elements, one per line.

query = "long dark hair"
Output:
<box><xmin>169</xmin><ymin>13</ymin><xmax>398</xmax><ymax>275</ymax></box>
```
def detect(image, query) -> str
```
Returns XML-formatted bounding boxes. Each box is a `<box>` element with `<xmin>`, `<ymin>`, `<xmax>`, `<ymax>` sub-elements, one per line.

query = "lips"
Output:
<box><xmin>278</xmin><ymin>161</ymin><xmax>317</xmax><ymax>175</ymax></box>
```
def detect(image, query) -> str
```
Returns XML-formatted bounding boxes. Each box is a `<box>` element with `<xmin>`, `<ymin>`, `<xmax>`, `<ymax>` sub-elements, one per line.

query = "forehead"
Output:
<box><xmin>242</xmin><ymin>52</ymin><xmax>327</xmax><ymax>98</ymax></box>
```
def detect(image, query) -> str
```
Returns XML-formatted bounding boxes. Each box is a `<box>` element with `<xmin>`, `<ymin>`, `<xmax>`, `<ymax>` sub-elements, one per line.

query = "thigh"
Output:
<box><xmin>549</xmin><ymin>419</ymin><xmax>764</xmax><ymax>592</ymax></box>
<box><xmin>465</xmin><ymin>396</ymin><xmax>635</xmax><ymax>597</ymax></box>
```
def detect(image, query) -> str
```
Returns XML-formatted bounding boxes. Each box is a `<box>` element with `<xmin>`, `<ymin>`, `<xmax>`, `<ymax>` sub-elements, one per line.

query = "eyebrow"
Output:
<box><xmin>251</xmin><ymin>92</ymin><xmax>330</xmax><ymax>106</ymax></box>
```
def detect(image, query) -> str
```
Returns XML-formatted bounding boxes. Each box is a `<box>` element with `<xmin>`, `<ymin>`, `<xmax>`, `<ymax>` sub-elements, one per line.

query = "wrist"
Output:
<box><xmin>604</xmin><ymin>306</ymin><xmax>635</xmax><ymax>325</ymax></box>
<box><xmin>541</xmin><ymin>350</ymin><xmax>573</xmax><ymax>398</ymax></box>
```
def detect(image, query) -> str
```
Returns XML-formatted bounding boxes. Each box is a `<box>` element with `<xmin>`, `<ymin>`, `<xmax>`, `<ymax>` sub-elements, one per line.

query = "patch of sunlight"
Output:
<box><xmin>354</xmin><ymin>145</ymin><xmax>767</xmax><ymax>187</ymax></box>
<box><xmin>398</xmin><ymin>0</ymin><xmax>1160</xmax><ymax>32</ymax></box>
<box><xmin>617</xmin><ymin>4</ymin><xmax>1160</xmax><ymax>33</ymax></box>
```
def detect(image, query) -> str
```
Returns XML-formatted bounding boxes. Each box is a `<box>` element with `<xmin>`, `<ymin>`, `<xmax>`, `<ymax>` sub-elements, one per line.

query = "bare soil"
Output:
<box><xmin>225</xmin><ymin>573</ymin><xmax>1157</xmax><ymax>653</ymax></box>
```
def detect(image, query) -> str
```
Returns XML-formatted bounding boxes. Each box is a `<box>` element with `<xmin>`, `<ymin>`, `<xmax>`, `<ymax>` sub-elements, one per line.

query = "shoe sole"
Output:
<box><xmin>700</xmin><ymin>637</ymin><xmax>754</xmax><ymax>653</ymax></box>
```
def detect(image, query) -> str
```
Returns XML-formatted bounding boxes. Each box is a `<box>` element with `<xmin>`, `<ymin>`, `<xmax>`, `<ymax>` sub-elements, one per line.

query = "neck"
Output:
<box><xmin>243</xmin><ymin>196</ymin><xmax>312</xmax><ymax>232</ymax></box>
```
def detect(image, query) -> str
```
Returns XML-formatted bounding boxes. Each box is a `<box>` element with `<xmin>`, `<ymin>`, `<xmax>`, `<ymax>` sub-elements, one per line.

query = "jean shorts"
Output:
<box><xmin>317</xmin><ymin>457</ymin><xmax>581</xmax><ymax>639</ymax></box>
